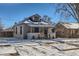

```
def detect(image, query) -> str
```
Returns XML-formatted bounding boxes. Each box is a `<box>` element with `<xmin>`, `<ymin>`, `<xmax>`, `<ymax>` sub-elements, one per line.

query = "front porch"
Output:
<box><xmin>24</xmin><ymin>27</ymin><xmax>56</xmax><ymax>39</ymax></box>
<box><xmin>26</xmin><ymin>27</ymin><xmax>48</xmax><ymax>39</ymax></box>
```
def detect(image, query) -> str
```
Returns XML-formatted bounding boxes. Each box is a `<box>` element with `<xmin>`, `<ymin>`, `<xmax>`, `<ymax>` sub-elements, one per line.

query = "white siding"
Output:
<box><xmin>14</xmin><ymin>24</ymin><xmax>24</xmax><ymax>39</ymax></box>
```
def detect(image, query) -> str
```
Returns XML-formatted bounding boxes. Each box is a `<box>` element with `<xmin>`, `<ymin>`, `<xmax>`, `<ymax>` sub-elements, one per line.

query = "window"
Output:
<box><xmin>52</xmin><ymin>28</ymin><xmax>55</xmax><ymax>33</ymax></box>
<box><xmin>16</xmin><ymin>27</ymin><xmax>17</xmax><ymax>34</ymax></box>
<box><xmin>33</xmin><ymin>16</ymin><xmax>40</xmax><ymax>22</ymax></box>
<box><xmin>34</xmin><ymin>16</ymin><xmax>39</xmax><ymax>22</ymax></box>
<box><xmin>20</xmin><ymin>26</ymin><xmax>22</xmax><ymax>34</ymax></box>
<box><xmin>34</xmin><ymin>27</ymin><xmax>39</xmax><ymax>33</ymax></box>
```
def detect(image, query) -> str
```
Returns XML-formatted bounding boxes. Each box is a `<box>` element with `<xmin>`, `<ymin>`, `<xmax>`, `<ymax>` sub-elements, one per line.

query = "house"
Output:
<box><xmin>55</xmin><ymin>22</ymin><xmax>79</xmax><ymax>38</ymax></box>
<box><xmin>0</xmin><ymin>27</ymin><xmax>13</xmax><ymax>37</ymax></box>
<box><xmin>13</xmin><ymin>14</ymin><xmax>56</xmax><ymax>39</ymax></box>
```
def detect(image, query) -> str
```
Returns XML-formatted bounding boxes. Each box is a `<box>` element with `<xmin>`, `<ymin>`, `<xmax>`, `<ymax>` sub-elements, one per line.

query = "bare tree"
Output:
<box><xmin>56</xmin><ymin>3</ymin><xmax>79</xmax><ymax>22</ymax></box>
<box><xmin>42</xmin><ymin>15</ymin><xmax>52</xmax><ymax>23</ymax></box>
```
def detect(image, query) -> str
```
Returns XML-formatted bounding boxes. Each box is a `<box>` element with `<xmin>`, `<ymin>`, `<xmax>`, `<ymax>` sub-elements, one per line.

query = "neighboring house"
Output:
<box><xmin>55</xmin><ymin>22</ymin><xmax>79</xmax><ymax>38</ymax></box>
<box><xmin>0</xmin><ymin>27</ymin><xmax>13</xmax><ymax>37</ymax></box>
<box><xmin>13</xmin><ymin>14</ymin><xmax>56</xmax><ymax>39</ymax></box>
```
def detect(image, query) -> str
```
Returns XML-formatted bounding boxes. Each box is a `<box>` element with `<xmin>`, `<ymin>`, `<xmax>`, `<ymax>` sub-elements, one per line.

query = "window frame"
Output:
<box><xmin>20</xmin><ymin>26</ymin><xmax>22</xmax><ymax>35</ymax></box>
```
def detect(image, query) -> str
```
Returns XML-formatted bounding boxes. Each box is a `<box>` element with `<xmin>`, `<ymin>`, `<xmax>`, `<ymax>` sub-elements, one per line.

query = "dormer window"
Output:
<box><xmin>29</xmin><ymin>14</ymin><xmax>41</xmax><ymax>22</ymax></box>
<box><xmin>34</xmin><ymin>16</ymin><xmax>40</xmax><ymax>22</ymax></box>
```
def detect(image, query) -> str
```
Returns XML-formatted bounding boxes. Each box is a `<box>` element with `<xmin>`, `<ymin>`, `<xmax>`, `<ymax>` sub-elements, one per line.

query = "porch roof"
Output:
<box><xmin>23</xmin><ymin>20</ymin><xmax>53</xmax><ymax>27</ymax></box>
<box><xmin>28</xmin><ymin>24</ymin><xmax>53</xmax><ymax>27</ymax></box>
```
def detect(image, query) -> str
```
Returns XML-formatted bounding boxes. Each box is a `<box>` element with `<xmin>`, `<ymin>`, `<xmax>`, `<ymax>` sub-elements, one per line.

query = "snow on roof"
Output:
<box><xmin>61</xmin><ymin>23</ymin><xmax>79</xmax><ymax>29</ymax></box>
<box><xmin>3</xmin><ymin>27</ymin><xmax>13</xmax><ymax>32</ymax></box>
<box><xmin>23</xmin><ymin>20</ymin><xmax>30</xmax><ymax>23</ymax></box>
<box><xmin>23</xmin><ymin>19</ymin><xmax>53</xmax><ymax>27</ymax></box>
<box><xmin>15</xmin><ymin>14</ymin><xmax>54</xmax><ymax>28</ymax></box>
<box><xmin>40</xmin><ymin>22</ymin><xmax>48</xmax><ymax>24</ymax></box>
<box><xmin>30</xmin><ymin>21</ymin><xmax>49</xmax><ymax>25</ymax></box>
<box><xmin>28</xmin><ymin>24</ymin><xmax>53</xmax><ymax>27</ymax></box>
<box><xmin>23</xmin><ymin>19</ymin><xmax>49</xmax><ymax>24</ymax></box>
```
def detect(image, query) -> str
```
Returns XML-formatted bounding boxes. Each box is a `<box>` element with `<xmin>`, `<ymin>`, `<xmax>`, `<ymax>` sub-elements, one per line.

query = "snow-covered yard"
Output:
<box><xmin>0</xmin><ymin>38</ymin><xmax>79</xmax><ymax>56</ymax></box>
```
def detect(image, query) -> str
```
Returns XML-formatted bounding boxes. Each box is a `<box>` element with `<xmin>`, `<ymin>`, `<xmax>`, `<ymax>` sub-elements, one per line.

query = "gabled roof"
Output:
<box><xmin>31</xmin><ymin>14</ymin><xmax>41</xmax><ymax>17</ymax></box>
<box><xmin>59</xmin><ymin>22</ymin><xmax>79</xmax><ymax>29</ymax></box>
<box><xmin>14</xmin><ymin>14</ymin><xmax>54</xmax><ymax>27</ymax></box>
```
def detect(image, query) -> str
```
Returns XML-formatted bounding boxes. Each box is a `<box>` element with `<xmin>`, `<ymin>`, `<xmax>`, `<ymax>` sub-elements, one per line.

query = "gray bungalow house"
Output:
<box><xmin>13</xmin><ymin>14</ymin><xmax>56</xmax><ymax>39</ymax></box>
